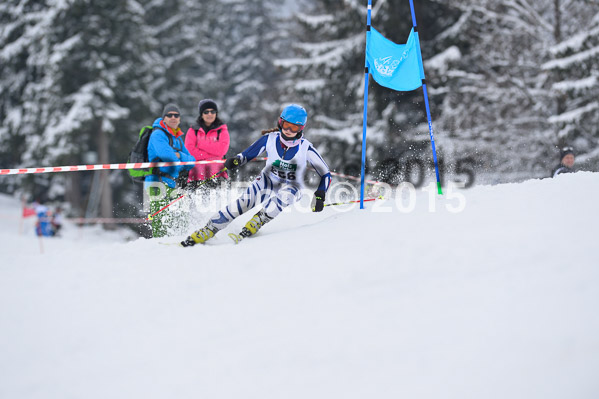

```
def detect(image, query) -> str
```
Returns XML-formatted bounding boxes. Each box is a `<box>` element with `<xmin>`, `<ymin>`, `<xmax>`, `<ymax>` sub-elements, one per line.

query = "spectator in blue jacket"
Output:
<box><xmin>34</xmin><ymin>201</ymin><xmax>54</xmax><ymax>237</ymax></box>
<box><xmin>145</xmin><ymin>103</ymin><xmax>195</xmax><ymax>237</ymax></box>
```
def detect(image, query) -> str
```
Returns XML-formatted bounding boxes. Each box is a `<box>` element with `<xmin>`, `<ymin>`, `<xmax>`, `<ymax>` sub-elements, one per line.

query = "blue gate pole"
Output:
<box><xmin>360</xmin><ymin>0</ymin><xmax>373</xmax><ymax>209</ymax></box>
<box><xmin>409</xmin><ymin>0</ymin><xmax>443</xmax><ymax>194</ymax></box>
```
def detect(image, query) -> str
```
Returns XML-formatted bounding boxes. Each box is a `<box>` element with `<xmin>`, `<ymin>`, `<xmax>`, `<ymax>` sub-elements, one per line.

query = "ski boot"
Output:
<box><xmin>181</xmin><ymin>223</ymin><xmax>218</xmax><ymax>247</ymax></box>
<box><xmin>229</xmin><ymin>210</ymin><xmax>273</xmax><ymax>244</ymax></box>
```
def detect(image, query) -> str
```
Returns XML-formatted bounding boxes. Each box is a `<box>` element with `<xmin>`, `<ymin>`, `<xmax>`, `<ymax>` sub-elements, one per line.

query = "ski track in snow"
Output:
<box><xmin>1</xmin><ymin>173</ymin><xmax>598</xmax><ymax>399</ymax></box>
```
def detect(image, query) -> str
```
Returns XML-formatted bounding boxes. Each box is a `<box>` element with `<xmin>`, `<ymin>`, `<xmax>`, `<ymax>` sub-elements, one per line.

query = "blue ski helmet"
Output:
<box><xmin>280</xmin><ymin>104</ymin><xmax>307</xmax><ymax>126</ymax></box>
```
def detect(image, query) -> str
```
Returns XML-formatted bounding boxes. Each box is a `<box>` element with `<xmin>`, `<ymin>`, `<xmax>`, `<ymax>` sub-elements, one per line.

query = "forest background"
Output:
<box><xmin>1</xmin><ymin>0</ymin><xmax>598</xmax><ymax>224</ymax></box>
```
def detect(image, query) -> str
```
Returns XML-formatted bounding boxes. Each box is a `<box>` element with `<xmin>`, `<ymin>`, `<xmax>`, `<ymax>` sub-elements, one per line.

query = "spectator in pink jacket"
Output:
<box><xmin>185</xmin><ymin>99</ymin><xmax>230</xmax><ymax>189</ymax></box>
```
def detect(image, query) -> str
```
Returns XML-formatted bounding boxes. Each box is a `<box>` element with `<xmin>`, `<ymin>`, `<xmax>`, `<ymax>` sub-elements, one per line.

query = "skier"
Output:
<box><xmin>181</xmin><ymin>104</ymin><xmax>331</xmax><ymax>246</ymax></box>
<box><xmin>551</xmin><ymin>146</ymin><xmax>575</xmax><ymax>177</ymax></box>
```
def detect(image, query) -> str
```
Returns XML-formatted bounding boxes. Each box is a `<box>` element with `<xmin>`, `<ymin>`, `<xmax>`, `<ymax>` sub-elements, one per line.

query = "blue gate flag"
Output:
<box><xmin>366</xmin><ymin>27</ymin><xmax>422</xmax><ymax>92</ymax></box>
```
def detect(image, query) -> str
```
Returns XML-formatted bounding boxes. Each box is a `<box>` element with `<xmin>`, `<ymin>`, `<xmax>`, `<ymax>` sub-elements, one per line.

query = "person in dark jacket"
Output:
<box><xmin>185</xmin><ymin>99</ymin><xmax>230</xmax><ymax>189</ymax></box>
<box><xmin>145</xmin><ymin>103</ymin><xmax>195</xmax><ymax>237</ymax></box>
<box><xmin>552</xmin><ymin>147</ymin><xmax>575</xmax><ymax>177</ymax></box>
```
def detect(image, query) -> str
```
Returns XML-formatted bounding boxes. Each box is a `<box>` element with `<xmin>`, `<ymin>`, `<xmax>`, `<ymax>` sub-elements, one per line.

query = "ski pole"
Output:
<box><xmin>146</xmin><ymin>167</ymin><xmax>227</xmax><ymax>221</ymax></box>
<box><xmin>325</xmin><ymin>195</ymin><xmax>383</xmax><ymax>207</ymax></box>
<box><xmin>312</xmin><ymin>196</ymin><xmax>384</xmax><ymax>211</ymax></box>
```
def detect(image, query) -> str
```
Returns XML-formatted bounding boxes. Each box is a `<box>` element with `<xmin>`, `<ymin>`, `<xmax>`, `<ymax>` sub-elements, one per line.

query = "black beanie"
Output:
<box><xmin>198</xmin><ymin>99</ymin><xmax>218</xmax><ymax>115</ymax></box>
<box><xmin>162</xmin><ymin>103</ymin><xmax>181</xmax><ymax>118</ymax></box>
<box><xmin>560</xmin><ymin>147</ymin><xmax>574</xmax><ymax>160</ymax></box>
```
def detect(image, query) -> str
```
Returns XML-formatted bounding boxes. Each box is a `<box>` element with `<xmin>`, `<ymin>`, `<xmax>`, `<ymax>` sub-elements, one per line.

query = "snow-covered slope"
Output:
<box><xmin>1</xmin><ymin>173</ymin><xmax>598</xmax><ymax>399</ymax></box>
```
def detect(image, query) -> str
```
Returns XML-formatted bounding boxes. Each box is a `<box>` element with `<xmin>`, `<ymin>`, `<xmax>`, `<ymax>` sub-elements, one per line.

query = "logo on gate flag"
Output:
<box><xmin>374</xmin><ymin>56</ymin><xmax>401</xmax><ymax>77</ymax></box>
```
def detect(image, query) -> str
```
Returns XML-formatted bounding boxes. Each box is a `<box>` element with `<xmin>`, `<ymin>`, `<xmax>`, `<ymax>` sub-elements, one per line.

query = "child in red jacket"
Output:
<box><xmin>184</xmin><ymin>99</ymin><xmax>229</xmax><ymax>188</ymax></box>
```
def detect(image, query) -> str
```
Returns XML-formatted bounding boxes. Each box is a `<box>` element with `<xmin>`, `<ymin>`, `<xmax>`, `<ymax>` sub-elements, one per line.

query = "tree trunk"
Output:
<box><xmin>554</xmin><ymin>0</ymin><xmax>567</xmax><ymax>147</ymax></box>
<box><xmin>67</xmin><ymin>167</ymin><xmax>83</xmax><ymax>217</ymax></box>
<box><xmin>96</xmin><ymin>119</ymin><xmax>115</xmax><ymax>230</ymax></box>
<box><xmin>554</xmin><ymin>0</ymin><xmax>561</xmax><ymax>43</ymax></box>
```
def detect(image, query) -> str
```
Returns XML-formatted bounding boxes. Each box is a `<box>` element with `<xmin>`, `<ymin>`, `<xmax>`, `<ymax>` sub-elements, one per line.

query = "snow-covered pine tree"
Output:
<box><xmin>1</xmin><ymin>0</ymin><xmax>157</xmax><ymax>214</ymax></box>
<box><xmin>542</xmin><ymin>3</ymin><xmax>599</xmax><ymax>171</ymax></box>
<box><xmin>0</xmin><ymin>0</ymin><xmax>59</xmax><ymax>196</ymax></box>
<box><xmin>143</xmin><ymin>0</ymin><xmax>193</xmax><ymax>112</ymax></box>
<box><xmin>207</xmin><ymin>0</ymin><xmax>285</xmax><ymax>150</ymax></box>
<box><xmin>275</xmin><ymin>0</ymin><xmax>368</xmax><ymax>177</ymax></box>
<box><xmin>147</xmin><ymin>0</ymin><xmax>285</xmax><ymax>155</ymax></box>
<box><xmin>424</xmin><ymin>0</ymin><xmax>599</xmax><ymax>182</ymax></box>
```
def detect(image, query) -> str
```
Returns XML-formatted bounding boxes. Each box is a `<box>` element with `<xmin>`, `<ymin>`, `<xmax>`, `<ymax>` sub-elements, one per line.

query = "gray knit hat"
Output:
<box><xmin>162</xmin><ymin>103</ymin><xmax>181</xmax><ymax>118</ymax></box>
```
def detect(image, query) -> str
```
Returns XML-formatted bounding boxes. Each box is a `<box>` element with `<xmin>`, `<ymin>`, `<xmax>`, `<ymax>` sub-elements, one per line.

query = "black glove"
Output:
<box><xmin>224</xmin><ymin>156</ymin><xmax>241</xmax><ymax>170</ymax></box>
<box><xmin>313</xmin><ymin>190</ymin><xmax>325</xmax><ymax>212</ymax></box>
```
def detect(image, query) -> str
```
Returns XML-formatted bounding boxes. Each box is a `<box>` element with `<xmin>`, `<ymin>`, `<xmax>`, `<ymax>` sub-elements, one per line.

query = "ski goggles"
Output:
<box><xmin>279</xmin><ymin>119</ymin><xmax>304</xmax><ymax>133</ymax></box>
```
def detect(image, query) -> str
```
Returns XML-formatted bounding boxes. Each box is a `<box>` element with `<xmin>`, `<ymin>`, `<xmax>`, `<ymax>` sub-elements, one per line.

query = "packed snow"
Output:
<box><xmin>1</xmin><ymin>172</ymin><xmax>598</xmax><ymax>399</ymax></box>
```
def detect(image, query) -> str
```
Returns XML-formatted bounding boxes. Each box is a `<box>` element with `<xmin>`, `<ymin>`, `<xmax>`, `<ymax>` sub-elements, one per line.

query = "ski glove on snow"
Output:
<box><xmin>224</xmin><ymin>156</ymin><xmax>241</xmax><ymax>170</ymax></box>
<box><xmin>313</xmin><ymin>190</ymin><xmax>325</xmax><ymax>212</ymax></box>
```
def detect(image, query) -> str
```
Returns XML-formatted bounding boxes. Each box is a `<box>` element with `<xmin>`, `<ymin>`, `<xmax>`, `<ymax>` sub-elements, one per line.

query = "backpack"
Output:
<box><xmin>128</xmin><ymin>125</ymin><xmax>173</xmax><ymax>183</ymax></box>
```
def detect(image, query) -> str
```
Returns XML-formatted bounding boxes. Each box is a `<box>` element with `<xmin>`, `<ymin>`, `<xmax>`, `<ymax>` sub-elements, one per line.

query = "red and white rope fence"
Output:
<box><xmin>0</xmin><ymin>160</ymin><xmax>225</xmax><ymax>176</ymax></box>
<box><xmin>65</xmin><ymin>217</ymin><xmax>147</xmax><ymax>224</ymax></box>
<box><xmin>0</xmin><ymin>158</ymin><xmax>383</xmax><ymax>185</ymax></box>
